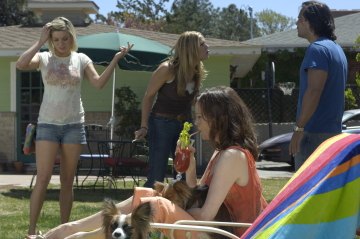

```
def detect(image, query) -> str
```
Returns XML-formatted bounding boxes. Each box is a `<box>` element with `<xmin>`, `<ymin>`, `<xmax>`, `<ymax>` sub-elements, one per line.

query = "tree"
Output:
<box><xmin>255</xmin><ymin>9</ymin><xmax>296</xmax><ymax>36</ymax></box>
<box><xmin>122</xmin><ymin>12</ymin><xmax>165</xmax><ymax>31</ymax></box>
<box><xmin>344</xmin><ymin>35</ymin><xmax>360</xmax><ymax>110</ymax></box>
<box><xmin>114</xmin><ymin>86</ymin><xmax>142</xmax><ymax>138</ymax></box>
<box><xmin>93</xmin><ymin>0</ymin><xmax>167</xmax><ymax>32</ymax></box>
<box><xmin>94</xmin><ymin>12</ymin><xmax>165</xmax><ymax>32</ymax></box>
<box><xmin>213</xmin><ymin>4</ymin><xmax>261</xmax><ymax>41</ymax></box>
<box><xmin>116</xmin><ymin>0</ymin><xmax>169</xmax><ymax>22</ymax></box>
<box><xmin>0</xmin><ymin>0</ymin><xmax>40</xmax><ymax>26</ymax></box>
<box><xmin>164</xmin><ymin>0</ymin><xmax>217</xmax><ymax>36</ymax></box>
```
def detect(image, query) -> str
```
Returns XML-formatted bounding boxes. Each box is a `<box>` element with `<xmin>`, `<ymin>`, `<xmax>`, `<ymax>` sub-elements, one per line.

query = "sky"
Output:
<box><xmin>90</xmin><ymin>0</ymin><xmax>359</xmax><ymax>20</ymax></box>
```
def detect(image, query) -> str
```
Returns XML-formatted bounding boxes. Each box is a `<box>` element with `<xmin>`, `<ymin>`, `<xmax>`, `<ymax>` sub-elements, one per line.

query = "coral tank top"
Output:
<box><xmin>204</xmin><ymin>146</ymin><xmax>268</xmax><ymax>236</ymax></box>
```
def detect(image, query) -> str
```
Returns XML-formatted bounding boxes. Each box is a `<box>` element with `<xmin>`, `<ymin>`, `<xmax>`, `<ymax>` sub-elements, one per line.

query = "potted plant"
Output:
<box><xmin>12</xmin><ymin>161</ymin><xmax>24</xmax><ymax>174</ymax></box>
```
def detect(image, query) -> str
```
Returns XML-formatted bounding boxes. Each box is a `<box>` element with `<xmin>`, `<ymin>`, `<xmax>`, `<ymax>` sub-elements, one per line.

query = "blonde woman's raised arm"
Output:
<box><xmin>17</xmin><ymin>23</ymin><xmax>51</xmax><ymax>70</ymax></box>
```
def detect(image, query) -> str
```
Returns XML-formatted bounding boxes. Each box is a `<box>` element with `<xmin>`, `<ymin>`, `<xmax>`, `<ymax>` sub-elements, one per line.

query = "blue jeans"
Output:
<box><xmin>143</xmin><ymin>113</ymin><xmax>194</xmax><ymax>188</ymax></box>
<box><xmin>294</xmin><ymin>131</ymin><xmax>339</xmax><ymax>171</ymax></box>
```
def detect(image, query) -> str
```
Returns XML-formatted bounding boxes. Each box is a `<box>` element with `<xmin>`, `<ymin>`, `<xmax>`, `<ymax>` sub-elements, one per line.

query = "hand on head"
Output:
<box><xmin>40</xmin><ymin>22</ymin><xmax>52</xmax><ymax>45</ymax></box>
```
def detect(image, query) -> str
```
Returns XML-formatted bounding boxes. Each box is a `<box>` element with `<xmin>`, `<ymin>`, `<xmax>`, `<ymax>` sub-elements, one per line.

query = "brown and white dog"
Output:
<box><xmin>154</xmin><ymin>180</ymin><xmax>193</xmax><ymax>210</ymax></box>
<box><xmin>102</xmin><ymin>198</ymin><xmax>154</xmax><ymax>239</ymax></box>
<box><xmin>154</xmin><ymin>181</ymin><xmax>234</xmax><ymax>239</ymax></box>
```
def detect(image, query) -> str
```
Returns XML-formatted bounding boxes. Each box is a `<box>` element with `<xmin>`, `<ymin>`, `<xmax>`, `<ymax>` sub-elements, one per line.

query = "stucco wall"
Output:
<box><xmin>80</xmin><ymin>55</ymin><xmax>232</xmax><ymax>112</ymax></box>
<box><xmin>0</xmin><ymin>112</ymin><xmax>16</xmax><ymax>163</ymax></box>
<box><xmin>0</xmin><ymin>58</ymin><xmax>15</xmax><ymax>112</ymax></box>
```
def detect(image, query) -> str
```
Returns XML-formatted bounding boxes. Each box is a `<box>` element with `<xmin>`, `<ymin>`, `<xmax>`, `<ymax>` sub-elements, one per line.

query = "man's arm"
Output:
<box><xmin>289</xmin><ymin>68</ymin><xmax>328</xmax><ymax>156</ymax></box>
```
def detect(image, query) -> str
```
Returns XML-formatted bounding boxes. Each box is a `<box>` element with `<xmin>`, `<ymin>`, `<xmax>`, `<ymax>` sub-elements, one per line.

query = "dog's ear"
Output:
<box><xmin>131</xmin><ymin>202</ymin><xmax>154</xmax><ymax>239</ymax></box>
<box><xmin>154</xmin><ymin>181</ymin><xmax>166</xmax><ymax>194</ymax></box>
<box><xmin>102</xmin><ymin>198</ymin><xmax>119</xmax><ymax>216</ymax></box>
<box><xmin>172</xmin><ymin>181</ymin><xmax>192</xmax><ymax>200</ymax></box>
<box><xmin>101</xmin><ymin>198</ymin><xmax>119</xmax><ymax>237</ymax></box>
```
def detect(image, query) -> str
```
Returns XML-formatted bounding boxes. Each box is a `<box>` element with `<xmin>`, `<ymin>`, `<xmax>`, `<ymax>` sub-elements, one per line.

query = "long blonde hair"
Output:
<box><xmin>47</xmin><ymin>17</ymin><xmax>78</xmax><ymax>54</ymax></box>
<box><xmin>169</xmin><ymin>31</ymin><xmax>208</xmax><ymax>97</ymax></box>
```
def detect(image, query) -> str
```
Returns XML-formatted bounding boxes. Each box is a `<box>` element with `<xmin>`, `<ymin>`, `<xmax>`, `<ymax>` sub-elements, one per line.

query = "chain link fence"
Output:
<box><xmin>235</xmin><ymin>85</ymin><xmax>360</xmax><ymax>124</ymax></box>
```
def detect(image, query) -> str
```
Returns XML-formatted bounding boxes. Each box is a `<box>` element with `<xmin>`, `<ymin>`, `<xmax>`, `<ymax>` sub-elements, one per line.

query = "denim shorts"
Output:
<box><xmin>36</xmin><ymin>123</ymin><xmax>86</xmax><ymax>144</ymax></box>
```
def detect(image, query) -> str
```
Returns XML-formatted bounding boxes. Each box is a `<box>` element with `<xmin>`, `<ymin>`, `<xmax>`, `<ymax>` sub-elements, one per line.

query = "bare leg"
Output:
<box><xmin>29</xmin><ymin>141</ymin><xmax>60</xmax><ymax>235</ymax></box>
<box><xmin>59</xmin><ymin>143</ymin><xmax>83</xmax><ymax>223</ymax></box>
<box><xmin>44</xmin><ymin>197</ymin><xmax>133</xmax><ymax>239</ymax></box>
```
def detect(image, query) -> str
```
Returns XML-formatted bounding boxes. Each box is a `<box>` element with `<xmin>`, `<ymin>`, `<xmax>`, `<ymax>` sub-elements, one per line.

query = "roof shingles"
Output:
<box><xmin>245</xmin><ymin>12</ymin><xmax>360</xmax><ymax>48</ymax></box>
<box><xmin>0</xmin><ymin>24</ymin><xmax>259</xmax><ymax>49</ymax></box>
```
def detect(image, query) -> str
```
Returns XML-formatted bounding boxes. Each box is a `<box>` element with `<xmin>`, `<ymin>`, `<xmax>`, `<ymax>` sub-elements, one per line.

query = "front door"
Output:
<box><xmin>16</xmin><ymin>70</ymin><xmax>44</xmax><ymax>163</ymax></box>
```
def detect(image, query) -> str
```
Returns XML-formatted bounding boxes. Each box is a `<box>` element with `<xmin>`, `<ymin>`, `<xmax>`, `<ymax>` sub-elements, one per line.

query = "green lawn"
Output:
<box><xmin>0</xmin><ymin>179</ymin><xmax>358</xmax><ymax>239</ymax></box>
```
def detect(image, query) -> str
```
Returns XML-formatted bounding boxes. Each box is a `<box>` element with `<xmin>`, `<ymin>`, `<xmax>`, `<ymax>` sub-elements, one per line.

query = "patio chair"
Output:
<box><xmin>151</xmin><ymin>221</ymin><xmax>251</xmax><ymax>239</ymax></box>
<box><xmin>99</xmin><ymin>139</ymin><xmax>148</xmax><ymax>192</ymax></box>
<box><xmin>76</xmin><ymin>124</ymin><xmax>109</xmax><ymax>189</ymax></box>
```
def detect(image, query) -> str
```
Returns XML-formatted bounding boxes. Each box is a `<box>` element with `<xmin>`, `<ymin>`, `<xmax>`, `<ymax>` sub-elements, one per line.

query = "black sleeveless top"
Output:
<box><xmin>151</xmin><ymin>78</ymin><xmax>198</xmax><ymax>115</ymax></box>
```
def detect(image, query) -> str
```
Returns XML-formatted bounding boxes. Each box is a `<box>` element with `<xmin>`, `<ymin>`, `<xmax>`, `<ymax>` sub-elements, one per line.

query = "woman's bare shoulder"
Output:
<box><xmin>154</xmin><ymin>62</ymin><xmax>174</xmax><ymax>76</ymax></box>
<box><xmin>220</xmin><ymin>148</ymin><xmax>247</xmax><ymax>163</ymax></box>
<box><xmin>158</xmin><ymin>61</ymin><xmax>174</xmax><ymax>70</ymax></box>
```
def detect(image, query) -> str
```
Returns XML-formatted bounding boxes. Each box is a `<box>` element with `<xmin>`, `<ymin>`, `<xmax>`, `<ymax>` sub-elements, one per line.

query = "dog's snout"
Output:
<box><xmin>114</xmin><ymin>231</ymin><xmax>122</xmax><ymax>237</ymax></box>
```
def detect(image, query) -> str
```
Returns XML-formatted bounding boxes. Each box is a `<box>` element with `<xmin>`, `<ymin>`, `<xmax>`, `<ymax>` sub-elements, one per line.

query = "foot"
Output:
<box><xmin>24</xmin><ymin>232</ymin><xmax>45</xmax><ymax>239</ymax></box>
<box><xmin>44</xmin><ymin>224</ymin><xmax>76</xmax><ymax>239</ymax></box>
<box><xmin>25</xmin><ymin>236</ymin><xmax>37</xmax><ymax>239</ymax></box>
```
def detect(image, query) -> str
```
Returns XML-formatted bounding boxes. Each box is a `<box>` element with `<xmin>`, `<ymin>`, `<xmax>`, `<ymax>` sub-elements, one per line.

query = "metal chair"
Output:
<box><xmin>151</xmin><ymin>220</ymin><xmax>252</xmax><ymax>239</ymax></box>
<box><xmin>76</xmin><ymin>124</ymin><xmax>109</xmax><ymax>189</ymax></box>
<box><xmin>101</xmin><ymin>139</ymin><xmax>149</xmax><ymax>189</ymax></box>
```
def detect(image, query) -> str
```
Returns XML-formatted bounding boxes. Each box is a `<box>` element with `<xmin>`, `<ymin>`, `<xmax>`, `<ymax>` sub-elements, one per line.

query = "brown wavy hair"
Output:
<box><xmin>196</xmin><ymin>86</ymin><xmax>258</xmax><ymax>160</ymax></box>
<box><xmin>168</xmin><ymin>31</ymin><xmax>207</xmax><ymax>97</ymax></box>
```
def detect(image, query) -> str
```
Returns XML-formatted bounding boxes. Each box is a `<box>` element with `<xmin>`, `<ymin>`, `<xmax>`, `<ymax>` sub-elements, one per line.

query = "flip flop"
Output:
<box><xmin>24</xmin><ymin>231</ymin><xmax>45</xmax><ymax>239</ymax></box>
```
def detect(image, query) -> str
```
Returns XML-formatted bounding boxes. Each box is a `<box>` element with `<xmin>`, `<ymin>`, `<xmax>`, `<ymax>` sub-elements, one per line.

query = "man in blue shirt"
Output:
<box><xmin>289</xmin><ymin>1</ymin><xmax>348</xmax><ymax>171</ymax></box>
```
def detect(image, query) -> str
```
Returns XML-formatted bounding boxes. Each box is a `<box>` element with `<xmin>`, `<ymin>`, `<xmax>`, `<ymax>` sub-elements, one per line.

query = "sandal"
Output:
<box><xmin>25</xmin><ymin>231</ymin><xmax>45</xmax><ymax>239</ymax></box>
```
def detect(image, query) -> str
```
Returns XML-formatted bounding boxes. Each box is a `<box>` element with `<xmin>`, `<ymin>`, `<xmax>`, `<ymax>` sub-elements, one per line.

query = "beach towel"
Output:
<box><xmin>23</xmin><ymin>123</ymin><xmax>36</xmax><ymax>155</ymax></box>
<box><xmin>242</xmin><ymin>133</ymin><xmax>360</xmax><ymax>239</ymax></box>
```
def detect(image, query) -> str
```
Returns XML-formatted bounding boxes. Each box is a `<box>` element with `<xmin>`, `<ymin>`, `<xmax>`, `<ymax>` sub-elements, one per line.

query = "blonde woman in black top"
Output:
<box><xmin>134</xmin><ymin>31</ymin><xmax>209</xmax><ymax>187</ymax></box>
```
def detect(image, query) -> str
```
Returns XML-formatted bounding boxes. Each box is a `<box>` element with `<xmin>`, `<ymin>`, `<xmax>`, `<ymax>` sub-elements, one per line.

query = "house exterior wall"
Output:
<box><xmin>81</xmin><ymin>65</ymin><xmax>152</xmax><ymax>112</ymax></box>
<box><xmin>0</xmin><ymin>58</ymin><xmax>14</xmax><ymax>111</ymax></box>
<box><xmin>0</xmin><ymin>112</ymin><xmax>16</xmax><ymax>164</ymax></box>
<box><xmin>41</xmin><ymin>10</ymin><xmax>87</xmax><ymax>25</ymax></box>
<box><xmin>80</xmin><ymin>56</ymin><xmax>233</xmax><ymax>112</ymax></box>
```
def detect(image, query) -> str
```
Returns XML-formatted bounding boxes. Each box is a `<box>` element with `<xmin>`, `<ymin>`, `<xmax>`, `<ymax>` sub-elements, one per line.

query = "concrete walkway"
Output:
<box><xmin>0</xmin><ymin>160</ymin><xmax>294</xmax><ymax>191</ymax></box>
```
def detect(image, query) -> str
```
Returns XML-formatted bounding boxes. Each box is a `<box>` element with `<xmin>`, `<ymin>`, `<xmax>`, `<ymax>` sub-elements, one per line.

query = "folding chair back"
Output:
<box><xmin>242</xmin><ymin>133</ymin><xmax>360</xmax><ymax>239</ymax></box>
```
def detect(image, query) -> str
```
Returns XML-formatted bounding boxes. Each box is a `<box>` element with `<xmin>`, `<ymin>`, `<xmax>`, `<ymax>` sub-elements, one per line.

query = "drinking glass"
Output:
<box><xmin>173</xmin><ymin>139</ymin><xmax>194</xmax><ymax>181</ymax></box>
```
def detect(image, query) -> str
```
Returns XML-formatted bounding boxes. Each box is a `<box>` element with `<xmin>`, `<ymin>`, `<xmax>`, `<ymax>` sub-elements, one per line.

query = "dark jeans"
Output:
<box><xmin>294</xmin><ymin>131</ymin><xmax>339</xmax><ymax>171</ymax></box>
<box><xmin>143</xmin><ymin>113</ymin><xmax>194</xmax><ymax>188</ymax></box>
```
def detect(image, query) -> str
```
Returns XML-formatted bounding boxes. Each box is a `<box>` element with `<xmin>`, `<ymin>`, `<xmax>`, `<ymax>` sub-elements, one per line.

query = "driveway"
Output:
<box><xmin>256</xmin><ymin>160</ymin><xmax>294</xmax><ymax>179</ymax></box>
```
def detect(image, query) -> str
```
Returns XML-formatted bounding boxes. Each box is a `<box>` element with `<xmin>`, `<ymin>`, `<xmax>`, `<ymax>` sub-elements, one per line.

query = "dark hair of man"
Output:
<box><xmin>301</xmin><ymin>1</ymin><xmax>337</xmax><ymax>40</ymax></box>
<box><xmin>196</xmin><ymin>86</ymin><xmax>258</xmax><ymax>160</ymax></box>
